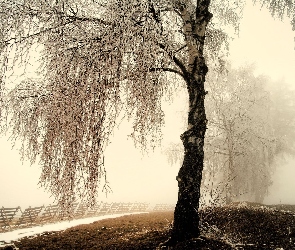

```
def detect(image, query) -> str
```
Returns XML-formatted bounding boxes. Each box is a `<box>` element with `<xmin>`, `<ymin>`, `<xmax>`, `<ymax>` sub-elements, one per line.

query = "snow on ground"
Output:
<box><xmin>0</xmin><ymin>212</ymin><xmax>147</xmax><ymax>244</ymax></box>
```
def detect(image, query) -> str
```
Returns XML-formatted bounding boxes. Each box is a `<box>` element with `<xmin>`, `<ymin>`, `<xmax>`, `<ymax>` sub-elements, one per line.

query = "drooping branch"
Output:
<box><xmin>3</xmin><ymin>21</ymin><xmax>75</xmax><ymax>45</ymax></box>
<box><xmin>149</xmin><ymin>67</ymin><xmax>184</xmax><ymax>77</ymax></box>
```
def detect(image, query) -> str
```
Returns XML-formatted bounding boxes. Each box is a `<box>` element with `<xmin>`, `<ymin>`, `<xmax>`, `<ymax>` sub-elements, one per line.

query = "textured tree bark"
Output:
<box><xmin>170</xmin><ymin>68</ymin><xmax>208</xmax><ymax>243</ymax></box>
<box><xmin>160</xmin><ymin>1</ymin><xmax>212</xmax><ymax>247</ymax></box>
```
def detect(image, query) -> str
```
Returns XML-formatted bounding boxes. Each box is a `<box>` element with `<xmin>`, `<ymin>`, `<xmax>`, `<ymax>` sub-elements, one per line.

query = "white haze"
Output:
<box><xmin>1</xmin><ymin>0</ymin><xmax>295</xmax><ymax>209</ymax></box>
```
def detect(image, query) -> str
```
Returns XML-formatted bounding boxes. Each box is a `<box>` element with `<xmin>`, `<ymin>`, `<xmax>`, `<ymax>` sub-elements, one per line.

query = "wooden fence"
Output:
<box><xmin>0</xmin><ymin>202</ymin><xmax>156</xmax><ymax>232</ymax></box>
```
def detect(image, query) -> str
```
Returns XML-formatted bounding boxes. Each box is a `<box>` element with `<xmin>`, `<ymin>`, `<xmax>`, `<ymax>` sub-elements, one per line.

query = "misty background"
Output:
<box><xmin>1</xmin><ymin>0</ymin><xmax>295</xmax><ymax>209</ymax></box>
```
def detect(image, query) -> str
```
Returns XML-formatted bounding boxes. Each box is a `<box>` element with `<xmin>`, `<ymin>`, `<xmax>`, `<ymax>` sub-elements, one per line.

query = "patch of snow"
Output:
<box><xmin>0</xmin><ymin>212</ymin><xmax>147</xmax><ymax>244</ymax></box>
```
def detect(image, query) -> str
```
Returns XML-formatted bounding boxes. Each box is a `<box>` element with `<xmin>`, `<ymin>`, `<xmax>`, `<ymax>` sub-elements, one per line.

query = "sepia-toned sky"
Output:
<box><xmin>1</xmin><ymin>0</ymin><xmax>295</xmax><ymax>209</ymax></box>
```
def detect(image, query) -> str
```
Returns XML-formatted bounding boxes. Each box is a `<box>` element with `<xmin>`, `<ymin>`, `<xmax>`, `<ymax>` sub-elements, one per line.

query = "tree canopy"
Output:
<box><xmin>0</xmin><ymin>0</ymin><xmax>241</xmax><ymax>208</ymax></box>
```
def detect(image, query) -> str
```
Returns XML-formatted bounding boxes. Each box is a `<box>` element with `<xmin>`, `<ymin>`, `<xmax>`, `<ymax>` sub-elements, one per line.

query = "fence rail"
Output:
<box><xmin>153</xmin><ymin>203</ymin><xmax>175</xmax><ymax>211</ymax></box>
<box><xmin>0</xmin><ymin>202</ymin><xmax>175</xmax><ymax>233</ymax></box>
<box><xmin>0</xmin><ymin>207</ymin><xmax>21</xmax><ymax>231</ymax></box>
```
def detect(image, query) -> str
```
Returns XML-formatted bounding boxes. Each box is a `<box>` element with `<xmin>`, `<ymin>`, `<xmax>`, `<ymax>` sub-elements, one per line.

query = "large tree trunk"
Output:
<box><xmin>171</xmin><ymin>75</ymin><xmax>208</xmax><ymax>242</ymax></box>
<box><xmin>160</xmin><ymin>1</ymin><xmax>212</xmax><ymax>246</ymax></box>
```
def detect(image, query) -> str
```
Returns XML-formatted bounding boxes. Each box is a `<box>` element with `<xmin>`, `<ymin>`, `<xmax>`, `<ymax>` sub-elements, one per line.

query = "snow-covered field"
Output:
<box><xmin>0</xmin><ymin>212</ymin><xmax>147</xmax><ymax>244</ymax></box>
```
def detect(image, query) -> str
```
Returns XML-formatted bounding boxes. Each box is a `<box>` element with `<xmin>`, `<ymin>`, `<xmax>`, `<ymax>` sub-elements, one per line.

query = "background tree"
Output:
<box><xmin>205</xmin><ymin>64</ymin><xmax>277</xmax><ymax>204</ymax></box>
<box><xmin>0</xmin><ymin>0</ymin><xmax>295</xmax><ymax>246</ymax></box>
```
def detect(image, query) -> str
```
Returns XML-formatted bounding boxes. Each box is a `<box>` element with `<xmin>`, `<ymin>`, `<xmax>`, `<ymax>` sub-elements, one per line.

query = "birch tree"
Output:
<box><xmin>0</xmin><ymin>0</ymin><xmax>294</xmax><ymax>246</ymax></box>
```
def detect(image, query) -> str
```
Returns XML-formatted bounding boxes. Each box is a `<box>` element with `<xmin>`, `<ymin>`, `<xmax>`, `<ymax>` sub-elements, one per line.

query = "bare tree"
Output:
<box><xmin>0</xmin><ymin>0</ymin><xmax>294</xmax><ymax>246</ymax></box>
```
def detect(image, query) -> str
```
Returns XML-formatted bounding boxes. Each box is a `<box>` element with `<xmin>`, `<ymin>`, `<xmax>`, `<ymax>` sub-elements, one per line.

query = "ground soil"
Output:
<box><xmin>10</xmin><ymin>203</ymin><xmax>295</xmax><ymax>249</ymax></box>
